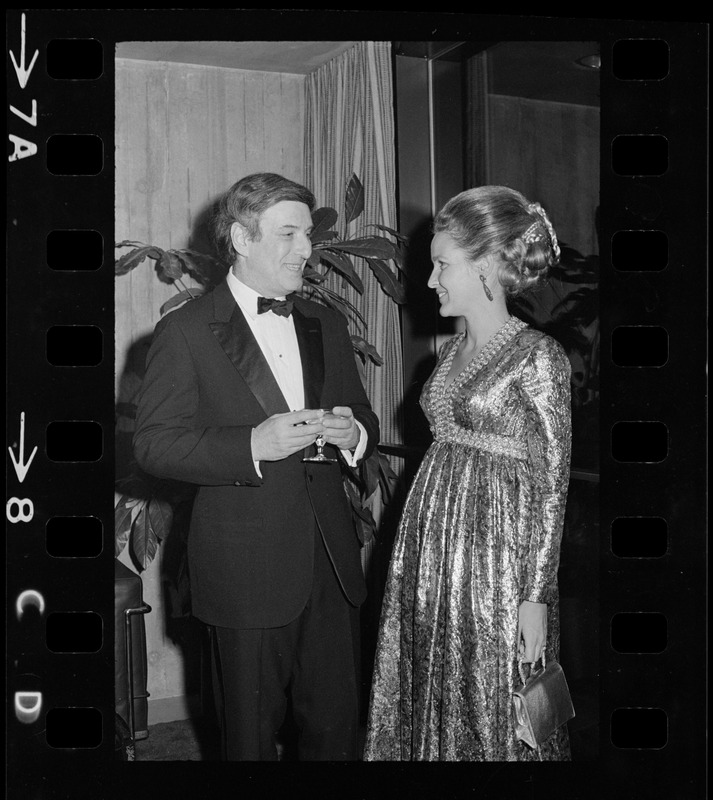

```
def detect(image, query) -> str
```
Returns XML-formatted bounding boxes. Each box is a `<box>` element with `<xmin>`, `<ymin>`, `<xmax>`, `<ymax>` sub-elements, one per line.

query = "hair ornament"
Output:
<box><xmin>521</xmin><ymin>221</ymin><xmax>546</xmax><ymax>244</ymax></box>
<box><xmin>523</xmin><ymin>203</ymin><xmax>561</xmax><ymax>261</ymax></box>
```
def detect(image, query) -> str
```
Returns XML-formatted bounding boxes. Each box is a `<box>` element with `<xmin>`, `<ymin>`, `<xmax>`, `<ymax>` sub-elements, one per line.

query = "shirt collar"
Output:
<box><xmin>227</xmin><ymin>271</ymin><xmax>287</xmax><ymax>320</ymax></box>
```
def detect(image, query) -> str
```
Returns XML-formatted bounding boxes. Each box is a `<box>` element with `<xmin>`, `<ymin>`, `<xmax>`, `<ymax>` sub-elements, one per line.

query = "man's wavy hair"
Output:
<box><xmin>213</xmin><ymin>172</ymin><xmax>316</xmax><ymax>265</ymax></box>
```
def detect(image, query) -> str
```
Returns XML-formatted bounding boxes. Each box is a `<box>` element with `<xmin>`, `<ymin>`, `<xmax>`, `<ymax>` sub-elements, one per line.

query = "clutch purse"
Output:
<box><xmin>512</xmin><ymin>652</ymin><xmax>575</xmax><ymax>751</ymax></box>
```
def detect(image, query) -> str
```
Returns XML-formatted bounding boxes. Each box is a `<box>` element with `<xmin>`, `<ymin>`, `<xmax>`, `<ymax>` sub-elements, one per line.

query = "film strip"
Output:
<box><xmin>5</xmin><ymin>10</ymin><xmax>707</xmax><ymax>798</ymax></box>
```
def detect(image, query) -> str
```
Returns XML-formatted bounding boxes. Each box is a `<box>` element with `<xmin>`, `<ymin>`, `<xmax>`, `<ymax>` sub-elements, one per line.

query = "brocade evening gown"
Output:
<box><xmin>363</xmin><ymin>316</ymin><xmax>572</xmax><ymax>761</ymax></box>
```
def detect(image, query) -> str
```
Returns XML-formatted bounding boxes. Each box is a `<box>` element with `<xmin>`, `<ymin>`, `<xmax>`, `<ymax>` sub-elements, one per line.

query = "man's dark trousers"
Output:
<box><xmin>209</xmin><ymin>524</ymin><xmax>362</xmax><ymax>761</ymax></box>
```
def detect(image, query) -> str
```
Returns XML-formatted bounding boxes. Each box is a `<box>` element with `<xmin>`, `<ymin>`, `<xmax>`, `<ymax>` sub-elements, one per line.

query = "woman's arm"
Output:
<box><xmin>519</xmin><ymin>336</ymin><xmax>572</xmax><ymax>662</ymax></box>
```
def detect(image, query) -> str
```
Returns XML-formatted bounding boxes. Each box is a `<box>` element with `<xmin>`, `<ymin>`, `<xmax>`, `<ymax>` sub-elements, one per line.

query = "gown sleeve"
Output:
<box><xmin>519</xmin><ymin>336</ymin><xmax>572</xmax><ymax>604</ymax></box>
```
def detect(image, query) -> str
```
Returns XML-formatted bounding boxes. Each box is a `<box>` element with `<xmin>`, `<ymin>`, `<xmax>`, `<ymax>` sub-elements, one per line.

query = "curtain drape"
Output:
<box><xmin>304</xmin><ymin>41</ymin><xmax>403</xmax><ymax>453</ymax></box>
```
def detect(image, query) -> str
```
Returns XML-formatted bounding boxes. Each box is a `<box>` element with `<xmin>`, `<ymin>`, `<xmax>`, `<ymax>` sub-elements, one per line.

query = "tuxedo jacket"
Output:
<box><xmin>133</xmin><ymin>279</ymin><xmax>380</xmax><ymax>629</ymax></box>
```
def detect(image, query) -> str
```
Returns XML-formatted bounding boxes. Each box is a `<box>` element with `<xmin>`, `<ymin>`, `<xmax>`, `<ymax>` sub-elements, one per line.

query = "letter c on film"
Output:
<box><xmin>16</xmin><ymin>589</ymin><xmax>45</xmax><ymax>620</ymax></box>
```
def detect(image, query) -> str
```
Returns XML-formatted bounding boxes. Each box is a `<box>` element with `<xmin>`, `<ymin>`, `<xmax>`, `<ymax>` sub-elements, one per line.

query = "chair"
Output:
<box><xmin>114</xmin><ymin>558</ymin><xmax>151</xmax><ymax>757</ymax></box>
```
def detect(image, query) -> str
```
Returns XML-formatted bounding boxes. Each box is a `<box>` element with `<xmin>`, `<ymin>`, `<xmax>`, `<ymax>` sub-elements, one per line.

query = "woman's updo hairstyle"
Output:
<box><xmin>433</xmin><ymin>185</ymin><xmax>560</xmax><ymax>297</ymax></box>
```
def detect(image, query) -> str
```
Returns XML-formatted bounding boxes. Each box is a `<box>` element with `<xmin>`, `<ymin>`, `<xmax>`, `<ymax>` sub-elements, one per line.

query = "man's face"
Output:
<box><xmin>232</xmin><ymin>200</ymin><xmax>313</xmax><ymax>297</ymax></box>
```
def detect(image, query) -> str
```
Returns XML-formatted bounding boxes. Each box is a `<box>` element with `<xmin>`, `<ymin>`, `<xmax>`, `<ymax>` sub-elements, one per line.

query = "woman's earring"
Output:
<box><xmin>480</xmin><ymin>274</ymin><xmax>494</xmax><ymax>301</ymax></box>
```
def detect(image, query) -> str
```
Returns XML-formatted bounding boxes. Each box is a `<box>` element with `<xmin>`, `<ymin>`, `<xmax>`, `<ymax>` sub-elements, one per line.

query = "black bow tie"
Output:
<box><xmin>257</xmin><ymin>296</ymin><xmax>294</xmax><ymax>317</ymax></box>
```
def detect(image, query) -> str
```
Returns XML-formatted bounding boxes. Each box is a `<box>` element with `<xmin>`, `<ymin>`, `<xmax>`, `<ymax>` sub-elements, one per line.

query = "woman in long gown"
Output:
<box><xmin>364</xmin><ymin>186</ymin><xmax>572</xmax><ymax>761</ymax></box>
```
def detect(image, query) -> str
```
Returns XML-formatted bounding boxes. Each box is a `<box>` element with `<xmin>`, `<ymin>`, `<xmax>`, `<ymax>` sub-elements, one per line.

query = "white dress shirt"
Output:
<box><xmin>227</xmin><ymin>272</ymin><xmax>366</xmax><ymax>469</ymax></box>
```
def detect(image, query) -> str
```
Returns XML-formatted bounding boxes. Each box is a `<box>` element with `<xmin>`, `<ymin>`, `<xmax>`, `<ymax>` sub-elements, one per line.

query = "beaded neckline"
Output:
<box><xmin>439</xmin><ymin>316</ymin><xmax>527</xmax><ymax>396</ymax></box>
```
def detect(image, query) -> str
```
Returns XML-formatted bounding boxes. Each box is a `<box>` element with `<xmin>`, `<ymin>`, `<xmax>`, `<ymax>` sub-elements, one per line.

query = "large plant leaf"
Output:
<box><xmin>302</xmin><ymin>264</ymin><xmax>326</xmax><ymax>283</ymax></box>
<box><xmin>308</xmin><ymin>284</ymin><xmax>367</xmax><ymax>326</ymax></box>
<box><xmin>129</xmin><ymin>498</ymin><xmax>145</xmax><ymax>526</ymax></box>
<box><xmin>116</xmin><ymin>239</ymin><xmax>146</xmax><ymax>248</ymax></box>
<box><xmin>177</xmin><ymin>249</ymin><xmax>225</xmax><ymax>285</ymax></box>
<box><xmin>129</xmin><ymin>505</ymin><xmax>159</xmax><ymax>571</ymax></box>
<box><xmin>328</xmin><ymin>236</ymin><xmax>396</xmax><ymax>260</ymax></box>
<box><xmin>556</xmin><ymin>249</ymin><xmax>599</xmax><ymax>281</ymax></box>
<box><xmin>156</xmin><ymin>250</ymin><xmax>185</xmax><ymax>283</ymax></box>
<box><xmin>128</xmin><ymin>506</ymin><xmax>151</xmax><ymax>570</ymax></box>
<box><xmin>359</xmin><ymin>225</ymin><xmax>407</xmax><ymax>270</ymax></box>
<box><xmin>315</xmin><ymin>249</ymin><xmax>364</xmax><ymax>294</ymax></box>
<box><xmin>344</xmin><ymin>173</ymin><xmax>365</xmax><ymax>224</ymax></box>
<box><xmin>361</xmin><ymin>448</ymin><xmax>382</xmax><ymax>502</ymax></box>
<box><xmin>115</xmin><ymin>245</ymin><xmax>164</xmax><ymax>276</ymax></box>
<box><xmin>310</xmin><ymin>207</ymin><xmax>339</xmax><ymax>237</ymax></box>
<box><xmin>551</xmin><ymin>288</ymin><xmax>599</xmax><ymax>325</ymax></box>
<box><xmin>365</xmin><ymin>258</ymin><xmax>407</xmax><ymax>303</ymax></box>
<box><xmin>148</xmin><ymin>496</ymin><xmax>174</xmax><ymax>542</ymax></box>
<box><xmin>115</xmin><ymin>524</ymin><xmax>131</xmax><ymax>558</ymax></box>
<box><xmin>114</xmin><ymin>496</ymin><xmax>135</xmax><ymax>557</ymax></box>
<box><xmin>377</xmin><ymin>451</ymin><xmax>399</xmax><ymax>502</ymax></box>
<box><xmin>306</xmin><ymin>287</ymin><xmax>346</xmax><ymax>318</ymax></box>
<box><xmin>115</xmin><ymin>491</ymin><xmax>148</xmax><ymax>548</ymax></box>
<box><xmin>351</xmin><ymin>494</ymin><xmax>376</xmax><ymax>524</ymax></box>
<box><xmin>365</xmin><ymin>223</ymin><xmax>409</xmax><ymax>244</ymax></box>
<box><xmin>390</xmin><ymin>245</ymin><xmax>406</xmax><ymax>272</ymax></box>
<box><xmin>309</xmin><ymin>230</ymin><xmax>338</xmax><ymax>245</ymax></box>
<box><xmin>160</xmin><ymin>287</ymin><xmax>205</xmax><ymax>316</ymax></box>
<box><xmin>350</xmin><ymin>334</ymin><xmax>384</xmax><ymax>366</ymax></box>
<box><xmin>342</xmin><ymin>478</ymin><xmax>376</xmax><ymax>544</ymax></box>
<box><xmin>114</xmin><ymin>493</ymin><xmax>132</xmax><ymax>524</ymax></box>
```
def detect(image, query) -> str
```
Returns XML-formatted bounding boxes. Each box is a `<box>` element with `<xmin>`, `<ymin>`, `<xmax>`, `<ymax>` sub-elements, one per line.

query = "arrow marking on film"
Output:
<box><xmin>9</xmin><ymin>13</ymin><xmax>39</xmax><ymax>90</ymax></box>
<box><xmin>8</xmin><ymin>412</ymin><xmax>38</xmax><ymax>484</ymax></box>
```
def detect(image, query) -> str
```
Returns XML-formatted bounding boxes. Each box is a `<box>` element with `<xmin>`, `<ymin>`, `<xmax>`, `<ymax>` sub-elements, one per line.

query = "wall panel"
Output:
<box><xmin>116</xmin><ymin>57</ymin><xmax>305</xmax><ymax>391</ymax></box>
<box><xmin>488</xmin><ymin>94</ymin><xmax>600</xmax><ymax>257</ymax></box>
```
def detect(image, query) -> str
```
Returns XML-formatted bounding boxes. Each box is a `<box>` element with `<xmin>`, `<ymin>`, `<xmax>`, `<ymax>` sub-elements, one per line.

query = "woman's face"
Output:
<box><xmin>428</xmin><ymin>231</ymin><xmax>482</xmax><ymax>317</ymax></box>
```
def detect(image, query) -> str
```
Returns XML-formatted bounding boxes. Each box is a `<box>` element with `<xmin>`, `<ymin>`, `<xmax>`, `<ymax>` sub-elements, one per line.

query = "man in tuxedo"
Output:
<box><xmin>133</xmin><ymin>172</ymin><xmax>380</xmax><ymax>760</ymax></box>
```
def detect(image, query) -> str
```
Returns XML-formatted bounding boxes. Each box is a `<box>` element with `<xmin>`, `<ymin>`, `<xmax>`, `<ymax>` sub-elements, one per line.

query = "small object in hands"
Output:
<box><xmin>512</xmin><ymin>651</ymin><xmax>575</xmax><ymax>753</ymax></box>
<box><xmin>302</xmin><ymin>409</ymin><xmax>337</xmax><ymax>463</ymax></box>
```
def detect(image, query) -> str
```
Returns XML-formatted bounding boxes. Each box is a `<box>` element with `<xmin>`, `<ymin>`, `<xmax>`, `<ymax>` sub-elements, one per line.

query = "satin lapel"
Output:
<box><xmin>292</xmin><ymin>304</ymin><xmax>324</xmax><ymax>411</ymax></box>
<box><xmin>208</xmin><ymin>283</ymin><xmax>290</xmax><ymax>418</ymax></box>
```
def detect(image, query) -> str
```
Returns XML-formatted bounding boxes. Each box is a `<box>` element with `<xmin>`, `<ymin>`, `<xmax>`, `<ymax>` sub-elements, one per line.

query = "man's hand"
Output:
<box><xmin>518</xmin><ymin>600</ymin><xmax>548</xmax><ymax>664</ymax></box>
<box><xmin>321</xmin><ymin>406</ymin><xmax>360</xmax><ymax>451</ymax></box>
<box><xmin>251</xmin><ymin>410</ymin><xmax>324</xmax><ymax>462</ymax></box>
